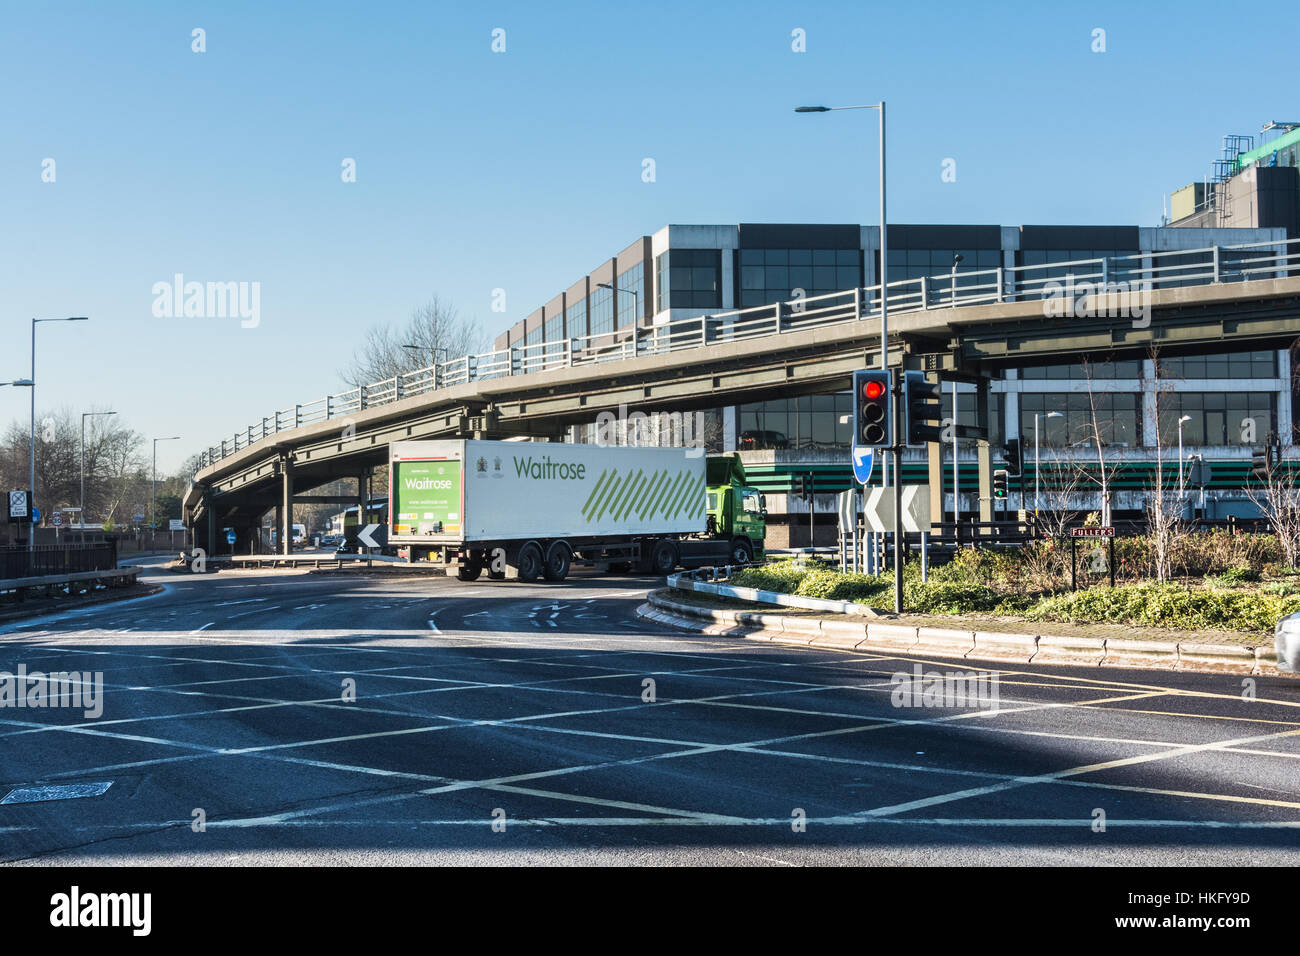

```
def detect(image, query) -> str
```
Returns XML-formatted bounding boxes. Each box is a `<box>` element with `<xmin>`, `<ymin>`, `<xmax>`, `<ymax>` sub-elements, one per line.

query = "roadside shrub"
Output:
<box><xmin>1206</xmin><ymin>565</ymin><xmax>1260</xmax><ymax>587</ymax></box>
<box><xmin>1027</xmin><ymin>582</ymin><xmax>1300</xmax><ymax>633</ymax></box>
<box><xmin>730</xmin><ymin>564</ymin><xmax>809</xmax><ymax>593</ymax></box>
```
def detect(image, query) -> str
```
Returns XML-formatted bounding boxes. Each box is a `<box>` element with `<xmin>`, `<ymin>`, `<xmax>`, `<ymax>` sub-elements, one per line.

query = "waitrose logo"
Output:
<box><xmin>513</xmin><ymin>456</ymin><xmax>587</xmax><ymax>480</ymax></box>
<box><xmin>403</xmin><ymin>478</ymin><xmax>454</xmax><ymax>490</ymax></box>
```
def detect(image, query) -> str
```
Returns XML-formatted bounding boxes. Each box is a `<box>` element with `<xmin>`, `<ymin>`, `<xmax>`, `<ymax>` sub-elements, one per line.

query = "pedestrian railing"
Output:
<box><xmin>193</xmin><ymin>237</ymin><xmax>1300</xmax><ymax>474</ymax></box>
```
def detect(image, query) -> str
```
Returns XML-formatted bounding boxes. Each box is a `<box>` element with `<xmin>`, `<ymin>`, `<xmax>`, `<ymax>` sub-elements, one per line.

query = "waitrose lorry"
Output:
<box><xmin>388</xmin><ymin>440</ymin><xmax>766</xmax><ymax>582</ymax></box>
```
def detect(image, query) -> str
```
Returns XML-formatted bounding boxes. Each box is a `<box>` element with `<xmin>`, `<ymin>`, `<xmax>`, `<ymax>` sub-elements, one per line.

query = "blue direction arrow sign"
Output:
<box><xmin>851</xmin><ymin>446</ymin><xmax>875</xmax><ymax>485</ymax></box>
<box><xmin>226</xmin><ymin>530</ymin><xmax>237</xmax><ymax>545</ymax></box>
<box><xmin>31</xmin><ymin>507</ymin><xmax>41</xmax><ymax>523</ymax></box>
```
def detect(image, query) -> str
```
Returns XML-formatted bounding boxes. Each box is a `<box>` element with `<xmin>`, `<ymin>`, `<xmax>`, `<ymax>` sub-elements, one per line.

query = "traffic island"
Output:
<box><xmin>640</xmin><ymin>588</ymin><xmax>1289</xmax><ymax>677</ymax></box>
<box><xmin>0</xmin><ymin>568</ymin><xmax>158</xmax><ymax>625</ymax></box>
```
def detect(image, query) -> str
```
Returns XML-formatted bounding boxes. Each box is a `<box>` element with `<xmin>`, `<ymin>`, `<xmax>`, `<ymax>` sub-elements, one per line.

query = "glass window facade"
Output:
<box><xmin>739</xmin><ymin>248</ymin><xmax>860</xmax><ymax>308</ymax></box>
<box><xmin>656</xmin><ymin>249</ymin><xmax>721</xmax><ymax>311</ymax></box>
<box><xmin>1021</xmin><ymin>360</ymin><xmax>1142</xmax><ymax>380</ymax></box>
<box><xmin>887</xmin><ymin>247</ymin><xmax>1001</xmax><ymax>286</ymax></box>
<box><xmin>564</xmin><ymin>298</ymin><xmax>586</xmax><ymax>339</ymax></box>
<box><xmin>615</xmin><ymin>262</ymin><xmax>643</xmax><ymax>329</ymax></box>
<box><xmin>1158</xmin><ymin>351</ymin><xmax>1276</xmax><ymax>379</ymax></box>
<box><xmin>588</xmin><ymin>285</ymin><xmax>614</xmax><ymax>337</ymax></box>
<box><xmin>1158</xmin><ymin>392</ymin><xmax>1275</xmax><ymax>446</ymax></box>
<box><xmin>738</xmin><ymin>394</ymin><xmax>854</xmax><ymax>450</ymax></box>
<box><xmin>1020</xmin><ymin>392</ymin><xmax>1141</xmax><ymax>448</ymax></box>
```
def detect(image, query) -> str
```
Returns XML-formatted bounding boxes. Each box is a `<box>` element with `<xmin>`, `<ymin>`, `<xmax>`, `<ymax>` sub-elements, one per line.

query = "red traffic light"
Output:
<box><xmin>863</xmin><ymin>380</ymin><xmax>885</xmax><ymax>401</ymax></box>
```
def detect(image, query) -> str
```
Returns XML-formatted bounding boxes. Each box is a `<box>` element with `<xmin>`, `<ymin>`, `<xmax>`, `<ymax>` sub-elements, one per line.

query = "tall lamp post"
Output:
<box><xmin>1034</xmin><ymin>411</ymin><xmax>1063</xmax><ymax>515</ymax></box>
<box><xmin>29</xmin><ymin>317</ymin><xmax>89</xmax><ymax>552</ymax></box>
<box><xmin>596</xmin><ymin>281</ymin><xmax>641</xmax><ymax>345</ymax></box>
<box><xmin>1177</xmin><ymin>414</ymin><xmax>1192</xmax><ymax>500</ymax></box>
<box><xmin>152</xmin><ymin>436</ymin><xmax>180</xmax><ymax>542</ymax></box>
<box><xmin>796</xmin><ymin>100</ymin><xmax>896</xmax><ymax>608</ymax></box>
<box><xmin>81</xmin><ymin>411</ymin><xmax>117</xmax><ymax>544</ymax></box>
<box><xmin>401</xmin><ymin>344</ymin><xmax>448</xmax><ymax>388</ymax></box>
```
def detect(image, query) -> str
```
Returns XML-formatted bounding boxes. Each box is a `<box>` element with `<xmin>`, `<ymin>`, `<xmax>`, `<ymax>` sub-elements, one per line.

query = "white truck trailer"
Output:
<box><xmin>388</xmin><ymin>440</ymin><xmax>767</xmax><ymax>582</ymax></box>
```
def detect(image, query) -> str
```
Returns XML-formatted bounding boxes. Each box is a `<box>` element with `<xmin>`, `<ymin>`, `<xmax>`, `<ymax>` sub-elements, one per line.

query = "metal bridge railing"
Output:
<box><xmin>193</xmin><ymin>236</ymin><xmax>1300</xmax><ymax>475</ymax></box>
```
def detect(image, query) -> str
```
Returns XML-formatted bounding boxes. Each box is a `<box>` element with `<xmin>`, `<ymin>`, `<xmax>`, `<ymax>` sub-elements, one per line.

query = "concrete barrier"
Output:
<box><xmin>1033</xmin><ymin>634</ymin><xmax>1106</xmax><ymax>665</ymax></box>
<box><xmin>914</xmin><ymin>628</ymin><xmax>976</xmax><ymax>659</ymax></box>
<box><xmin>646</xmin><ymin>589</ymin><xmax>1285</xmax><ymax>677</ymax></box>
<box><xmin>1102</xmin><ymin>638</ymin><xmax>1180</xmax><ymax>668</ymax></box>
<box><xmin>972</xmin><ymin>631</ymin><xmax>1039</xmax><ymax>661</ymax></box>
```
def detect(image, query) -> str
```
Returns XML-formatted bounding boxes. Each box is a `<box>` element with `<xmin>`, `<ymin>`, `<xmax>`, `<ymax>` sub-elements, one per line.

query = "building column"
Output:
<box><xmin>280</xmin><ymin>454</ymin><xmax>294</xmax><ymax>556</ymax></box>
<box><xmin>723</xmin><ymin>406</ymin><xmax>737</xmax><ymax>452</ymax></box>
<box><xmin>1278</xmin><ymin>348</ymin><xmax>1293</xmax><ymax>447</ymax></box>
<box><xmin>1141</xmin><ymin>359</ymin><xmax>1159</xmax><ymax>447</ymax></box>
<box><xmin>927</xmin><ymin>440</ymin><xmax>943</xmax><ymax>532</ymax></box>
<box><xmin>977</xmin><ymin>379</ymin><xmax>992</xmax><ymax>524</ymax></box>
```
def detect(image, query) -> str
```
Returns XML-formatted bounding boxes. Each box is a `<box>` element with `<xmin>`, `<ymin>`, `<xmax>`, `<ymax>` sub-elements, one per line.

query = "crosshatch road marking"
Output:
<box><xmin>5</xmin><ymin>581</ymin><xmax>1300</xmax><ymax>853</ymax></box>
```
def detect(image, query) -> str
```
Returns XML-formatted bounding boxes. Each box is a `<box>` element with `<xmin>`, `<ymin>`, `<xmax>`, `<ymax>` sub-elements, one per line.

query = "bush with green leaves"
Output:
<box><xmin>1027</xmin><ymin>582</ymin><xmax>1300</xmax><ymax>633</ymax></box>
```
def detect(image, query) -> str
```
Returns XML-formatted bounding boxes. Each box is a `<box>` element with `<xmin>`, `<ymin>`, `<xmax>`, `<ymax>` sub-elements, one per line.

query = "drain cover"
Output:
<box><xmin>1</xmin><ymin>781</ymin><xmax>113</xmax><ymax>804</ymax></box>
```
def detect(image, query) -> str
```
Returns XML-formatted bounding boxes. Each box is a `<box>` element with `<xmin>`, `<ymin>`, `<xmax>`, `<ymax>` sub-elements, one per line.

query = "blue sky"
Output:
<box><xmin>2</xmin><ymin>0</ymin><xmax>1296</xmax><ymax>473</ymax></box>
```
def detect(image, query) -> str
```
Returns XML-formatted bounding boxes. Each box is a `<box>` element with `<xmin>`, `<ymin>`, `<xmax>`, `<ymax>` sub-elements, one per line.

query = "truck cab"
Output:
<box><xmin>705</xmin><ymin>456</ymin><xmax>766</xmax><ymax>561</ymax></box>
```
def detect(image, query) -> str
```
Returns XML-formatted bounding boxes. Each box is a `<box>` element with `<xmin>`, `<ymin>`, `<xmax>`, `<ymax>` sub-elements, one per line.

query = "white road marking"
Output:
<box><xmin>189</xmin><ymin>622</ymin><xmax>215</xmax><ymax>634</ymax></box>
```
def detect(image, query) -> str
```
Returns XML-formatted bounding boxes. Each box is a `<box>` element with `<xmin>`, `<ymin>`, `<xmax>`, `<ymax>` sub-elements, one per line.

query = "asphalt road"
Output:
<box><xmin>2</xmin><ymin>559</ymin><xmax>1299</xmax><ymax>865</ymax></box>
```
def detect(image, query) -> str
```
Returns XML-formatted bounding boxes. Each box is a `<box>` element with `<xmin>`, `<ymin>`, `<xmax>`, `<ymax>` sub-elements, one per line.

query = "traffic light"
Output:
<box><xmin>1251</xmin><ymin>447</ymin><xmax>1270</xmax><ymax>482</ymax></box>
<box><xmin>791</xmin><ymin>475</ymin><xmax>812</xmax><ymax>501</ymax></box>
<box><xmin>902</xmin><ymin>370</ymin><xmax>944</xmax><ymax>447</ymax></box>
<box><xmin>853</xmin><ymin>370</ymin><xmax>893</xmax><ymax>449</ymax></box>
<box><xmin>993</xmin><ymin>469</ymin><xmax>1008</xmax><ymax>499</ymax></box>
<box><xmin>1001</xmin><ymin>439</ymin><xmax>1022</xmax><ymax>477</ymax></box>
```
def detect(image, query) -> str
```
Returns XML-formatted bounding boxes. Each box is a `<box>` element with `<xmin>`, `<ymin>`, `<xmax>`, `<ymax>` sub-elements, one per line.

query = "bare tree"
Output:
<box><xmin>1146</xmin><ymin>346</ymin><xmax>1189</xmax><ymax>582</ymax></box>
<box><xmin>340</xmin><ymin>296</ymin><xmax>486</xmax><ymax>388</ymax></box>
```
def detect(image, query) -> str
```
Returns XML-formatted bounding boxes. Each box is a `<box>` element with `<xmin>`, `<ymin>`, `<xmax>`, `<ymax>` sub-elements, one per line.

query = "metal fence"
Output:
<box><xmin>0</xmin><ymin>541</ymin><xmax>119</xmax><ymax>580</ymax></box>
<box><xmin>193</xmin><ymin>236</ymin><xmax>1300</xmax><ymax>474</ymax></box>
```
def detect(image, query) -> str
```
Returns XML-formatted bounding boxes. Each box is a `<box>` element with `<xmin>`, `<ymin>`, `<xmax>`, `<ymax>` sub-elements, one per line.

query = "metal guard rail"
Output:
<box><xmin>194</xmin><ymin>237</ymin><xmax>1300</xmax><ymax>473</ymax></box>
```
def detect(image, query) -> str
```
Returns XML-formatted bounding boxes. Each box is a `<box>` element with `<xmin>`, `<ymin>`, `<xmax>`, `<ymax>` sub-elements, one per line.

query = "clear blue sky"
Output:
<box><xmin>2</xmin><ymin>0</ymin><xmax>1295</xmax><ymax>474</ymax></box>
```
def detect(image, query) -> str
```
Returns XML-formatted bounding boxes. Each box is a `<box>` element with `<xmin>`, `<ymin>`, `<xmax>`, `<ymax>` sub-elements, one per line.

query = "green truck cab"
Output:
<box><xmin>705</xmin><ymin>455</ymin><xmax>766</xmax><ymax>562</ymax></box>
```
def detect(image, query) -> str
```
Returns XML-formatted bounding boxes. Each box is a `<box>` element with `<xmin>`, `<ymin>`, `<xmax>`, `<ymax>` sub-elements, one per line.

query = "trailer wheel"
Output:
<box><xmin>730</xmin><ymin>537</ymin><xmax>753</xmax><ymax>565</ymax></box>
<box><xmin>515</xmin><ymin>543</ymin><xmax>543</xmax><ymax>582</ymax></box>
<box><xmin>543</xmin><ymin>542</ymin><xmax>572</xmax><ymax>582</ymax></box>
<box><xmin>651</xmin><ymin>539</ymin><xmax>678</xmax><ymax>575</ymax></box>
<box><xmin>456</xmin><ymin>563</ymin><xmax>482</xmax><ymax>582</ymax></box>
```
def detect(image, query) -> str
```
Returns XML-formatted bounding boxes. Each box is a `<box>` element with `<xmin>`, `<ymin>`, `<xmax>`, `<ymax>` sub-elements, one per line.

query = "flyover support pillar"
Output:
<box><xmin>927</xmin><ymin>440</ymin><xmax>943</xmax><ymax>538</ymax></box>
<box><xmin>976</xmin><ymin>378</ymin><xmax>992</xmax><ymax>530</ymax></box>
<box><xmin>280</xmin><ymin>454</ymin><xmax>294</xmax><ymax>555</ymax></box>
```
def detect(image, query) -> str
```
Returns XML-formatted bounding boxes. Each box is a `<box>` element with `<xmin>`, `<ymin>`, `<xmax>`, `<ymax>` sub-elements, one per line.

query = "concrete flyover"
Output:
<box><xmin>186</xmin><ymin>243</ymin><xmax>1300</xmax><ymax>555</ymax></box>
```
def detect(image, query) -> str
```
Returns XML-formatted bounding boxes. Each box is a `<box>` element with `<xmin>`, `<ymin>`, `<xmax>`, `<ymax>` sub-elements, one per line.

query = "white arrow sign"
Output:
<box><xmin>862</xmin><ymin>485</ymin><xmax>931</xmax><ymax>534</ymax></box>
<box><xmin>357</xmin><ymin>523</ymin><xmax>383</xmax><ymax>549</ymax></box>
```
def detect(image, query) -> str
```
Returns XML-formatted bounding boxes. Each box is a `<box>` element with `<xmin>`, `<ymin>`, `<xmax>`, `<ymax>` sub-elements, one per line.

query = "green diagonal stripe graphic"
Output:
<box><xmin>647</xmin><ymin>470</ymin><xmax>675</xmax><ymax>519</ymax></box>
<box><xmin>659</xmin><ymin>471</ymin><xmax>687</xmax><ymax>519</ymax></box>
<box><xmin>674</xmin><ymin>473</ymin><xmax>706</xmax><ymax>519</ymax></box>
<box><xmin>638</xmin><ymin>471</ymin><xmax>667</xmax><ymax>520</ymax></box>
<box><xmin>582</xmin><ymin>469</ymin><xmax>610</xmax><ymax>519</ymax></box>
<box><xmin>665</xmin><ymin>470</ymin><xmax>693</xmax><ymax>518</ymax></box>
<box><xmin>594</xmin><ymin>471</ymin><xmax>624</xmax><ymax>522</ymax></box>
<box><xmin>614</xmin><ymin>469</ymin><xmax>644</xmax><ymax>521</ymax></box>
<box><xmin>617</xmin><ymin>471</ymin><xmax>644</xmax><ymax>522</ymax></box>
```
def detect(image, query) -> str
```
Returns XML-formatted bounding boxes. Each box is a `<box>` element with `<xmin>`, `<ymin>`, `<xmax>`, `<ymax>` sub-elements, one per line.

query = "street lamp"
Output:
<box><xmin>152</xmin><ymin>436</ymin><xmax>181</xmax><ymax>539</ymax></box>
<box><xmin>596</xmin><ymin>281</ymin><xmax>642</xmax><ymax>331</ymax></box>
<box><xmin>1177</xmin><ymin>414</ymin><xmax>1192</xmax><ymax>499</ymax></box>
<box><xmin>2</xmin><ymin>379</ymin><xmax>34</xmax><ymax>388</ymax></box>
<box><xmin>81</xmin><ymin>411</ymin><xmax>116</xmax><ymax>544</ymax></box>
<box><xmin>1035</xmin><ymin>411</ymin><xmax>1064</xmax><ymax>515</ymax></box>
<box><xmin>402</xmin><ymin>344</ymin><xmax>448</xmax><ymax>389</ymax></box>
<box><xmin>29</xmin><ymin>317</ymin><xmax>89</xmax><ymax>552</ymax></box>
<box><xmin>797</xmin><ymin>99</ymin><xmax>896</xmax><ymax>607</ymax></box>
<box><xmin>950</xmin><ymin>253</ymin><xmax>964</xmax><ymax>306</ymax></box>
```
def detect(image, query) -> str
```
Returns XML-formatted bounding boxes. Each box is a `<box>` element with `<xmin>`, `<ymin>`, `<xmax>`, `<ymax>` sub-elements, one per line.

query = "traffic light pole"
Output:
<box><xmin>893</xmin><ymin>385</ymin><xmax>904</xmax><ymax>614</ymax></box>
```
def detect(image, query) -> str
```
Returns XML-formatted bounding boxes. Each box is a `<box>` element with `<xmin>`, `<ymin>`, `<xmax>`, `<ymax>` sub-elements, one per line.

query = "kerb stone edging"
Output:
<box><xmin>641</xmin><ymin>589</ymin><xmax>1283</xmax><ymax>676</ymax></box>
